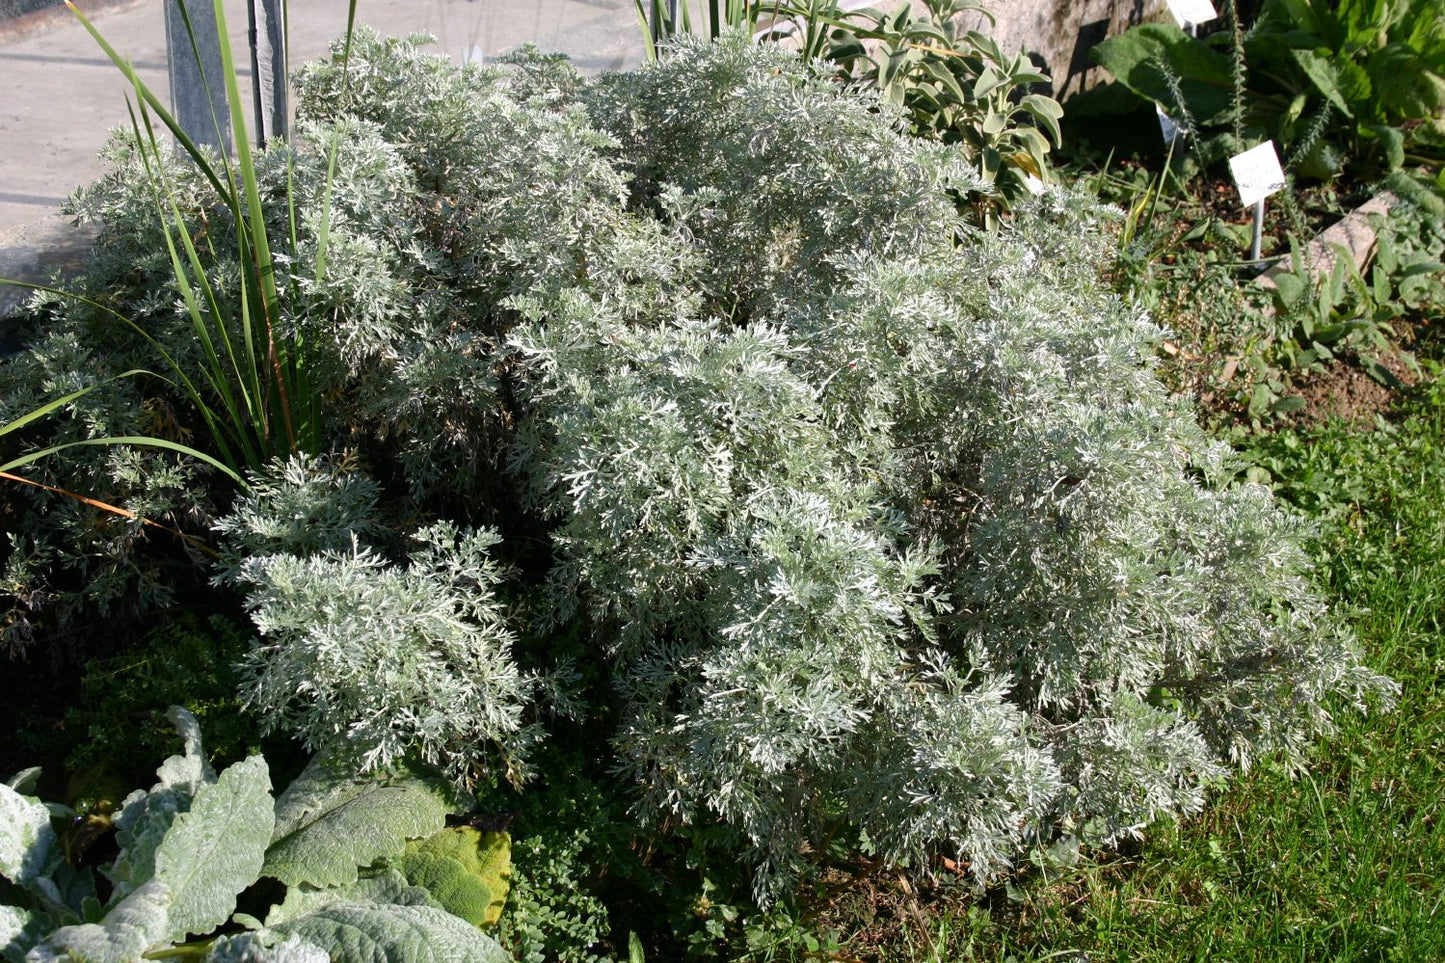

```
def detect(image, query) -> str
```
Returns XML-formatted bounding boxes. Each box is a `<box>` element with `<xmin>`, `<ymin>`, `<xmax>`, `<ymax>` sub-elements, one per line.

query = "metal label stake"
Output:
<box><xmin>1251</xmin><ymin>199</ymin><xmax>1265</xmax><ymax>262</ymax></box>
<box><xmin>1228</xmin><ymin>142</ymin><xmax>1287</xmax><ymax>268</ymax></box>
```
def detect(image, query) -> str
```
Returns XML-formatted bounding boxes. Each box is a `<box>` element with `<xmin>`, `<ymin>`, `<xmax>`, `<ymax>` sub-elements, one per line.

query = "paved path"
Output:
<box><xmin>0</xmin><ymin>0</ymin><xmax>643</xmax><ymax>308</ymax></box>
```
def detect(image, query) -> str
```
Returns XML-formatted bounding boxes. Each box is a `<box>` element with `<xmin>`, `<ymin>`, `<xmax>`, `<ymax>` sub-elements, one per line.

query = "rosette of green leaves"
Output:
<box><xmin>1</xmin><ymin>708</ymin><xmax>509</xmax><ymax>962</ymax></box>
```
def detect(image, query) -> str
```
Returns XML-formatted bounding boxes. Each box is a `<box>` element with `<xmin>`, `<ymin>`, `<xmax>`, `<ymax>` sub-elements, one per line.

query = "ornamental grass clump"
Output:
<box><xmin>0</xmin><ymin>28</ymin><xmax>1392</xmax><ymax>905</ymax></box>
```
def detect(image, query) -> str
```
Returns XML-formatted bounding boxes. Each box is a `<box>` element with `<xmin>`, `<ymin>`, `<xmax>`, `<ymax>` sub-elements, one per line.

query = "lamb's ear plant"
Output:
<box><xmin>0</xmin><ymin>708</ymin><xmax>512</xmax><ymax>963</ymax></box>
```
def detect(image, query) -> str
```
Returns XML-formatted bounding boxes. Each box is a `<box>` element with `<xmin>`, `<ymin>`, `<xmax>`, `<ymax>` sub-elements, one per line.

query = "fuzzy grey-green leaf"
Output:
<box><xmin>267</xmin><ymin>901</ymin><xmax>511</xmax><ymax>963</ymax></box>
<box><xmin>30</xmin><ymin>877</ymin><xmax>171</xmax><ymax>963</ymax></box>
<box><xmin>202</xmin><ymin>932</ymin><xmax>330</xmax><ymax>962</ymax></box>
<box><xmin>263</xmin><ymin>869</ymin><xmax>440</xmax><ymax>927</ymax></box>
<box><xmin>153</xmin><ymin>755</ymin><xmax>274</xmax><ymax>941</ymax></box>
<box><xmin>263</xmin><ymin>759</ymin><xmax>448</xmax><ymax>888</ymax></box>
<box><xmin>0</xmin><ymin>783</ymin><xmax>54</xmax><ymax>886</ymax></box>
<box><xmin>1</xmin><ymin>904</ymin><xmax>46</xmax><ymax>962</ymax></box>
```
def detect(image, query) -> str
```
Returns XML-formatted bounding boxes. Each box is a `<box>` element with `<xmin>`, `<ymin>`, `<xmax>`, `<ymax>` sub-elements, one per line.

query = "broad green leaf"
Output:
<box><xmin>1361</xmin><ymin>122</ymin><xmax>1406</xmax><ymax>167</ymax></box>
<box><xmin>1269</xmin><ymin>269</ymin><xmax>1307</xmax><ymax>307</ymax></box>
<box><xmin>0</xmin><ymin>782</ymin><xmax>54</xmax><ymax>885</ymax></box>
<box><xmin>30</xmin><ymin>878</ymin><xmax>171</xmax><ymax>963</ymax></box>
<box><xmin>267</xmin><ymin>901</ymin><xmax>512</xmax><ymax>963</ymax></box>
<box><xmin>1012</xmin><ymin>127</ymin><xmax>1053</xmax><ymax>163</ymax></box>
<box><xmin>1402</xmin><ymin>4</ymin><xmax>1445</xmax><ymax>66</ymax></box>
<box><xmin>399</xmin><ymin>828</ymin><xmax>511</xmax><ymax>928</ymax></box>
<box><xmin>263</xmin><ymin>759</ymin><xmax>449</xmax><ymax>888</ymax></box>
<box><xmin>1337</xmin><ymin>0</ymin><xmax>1387</xmax><ymax>49</ymax></box>
<box><xmin>263</xmin><ymin>869</ymin><xmax>439</xmax><ymax>926</ymax></box>
<box><xmin>1367</xmin><ymin>47</ymin><xmax>1445</xmax><ymax>123</ymax></box>
<box><xmin>153</xmin><ymin>756</ymin><xmax>274</xmax><ymax>941</ymax></box>
<box><xmin>1019</xmin><ymin>94</ymin><xmax>1063</xmax><ymax>145</ymax></box>
<box><xmin>1090</xmin><ymin>24</ymin><xmax>1234</xmax><ymax>125</ymax></box>
<box><xmin>1291</xmin><ymin>49</ymin><xmax>1355</xmax><ymax>118</ymax></box>
<box><xmin>972</xmin><ymin>65</ymin><xmax>1005</xmax><ymax>99</ymax></box>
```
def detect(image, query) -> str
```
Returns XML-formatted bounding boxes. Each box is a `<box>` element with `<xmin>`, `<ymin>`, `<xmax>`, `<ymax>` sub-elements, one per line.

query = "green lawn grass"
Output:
<box><xmin>878</xmin><ymin>375</ymin><xmax>1445</xmax><ymax>963</ymax></box>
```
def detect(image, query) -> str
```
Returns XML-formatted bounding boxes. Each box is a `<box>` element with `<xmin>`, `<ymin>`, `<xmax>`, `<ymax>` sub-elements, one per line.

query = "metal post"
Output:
<box><xmin>165</xmin><ymin>0</ymin><xmax>231</xmax><ymax>154</ymax></box>
<box><xmin>247</xmin><ymin>0</ymin><xmax>287</xmax><ymax>146</ymax></box>
<box><xmin>1251</xmin><ymin>199</ymin><xmax>1265</xmax><ymax>262</ymax></box>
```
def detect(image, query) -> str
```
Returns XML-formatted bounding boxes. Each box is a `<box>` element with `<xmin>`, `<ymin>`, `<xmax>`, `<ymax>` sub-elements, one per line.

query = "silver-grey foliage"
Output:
<box><xmin>2</xmin><ymin>27</ymin><xmax>1393</xmax><ymax>902</ymax></box>
<box><xmin>215</xmin><ymin>457</ymin><xmax>536</xmax><ymax>786</ymax></box>
<box><xmin>502</xmin><ymin>35</ymin><xmax>1394</xmax><ymax>897</ymax></box>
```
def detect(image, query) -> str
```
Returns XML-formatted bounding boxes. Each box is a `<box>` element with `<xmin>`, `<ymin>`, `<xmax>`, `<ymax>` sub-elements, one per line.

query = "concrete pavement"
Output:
<box><xmin>0</xmin><ymin>0</ymin><xmax>645</xmax><ymax>310</ymax></box>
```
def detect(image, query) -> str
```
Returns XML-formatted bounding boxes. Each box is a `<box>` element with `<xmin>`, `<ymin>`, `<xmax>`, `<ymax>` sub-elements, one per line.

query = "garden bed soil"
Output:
<box><xmin>1281</xmin><ymin>347</ymin><xmax>1422</xmax><ymax>430</ymax></box>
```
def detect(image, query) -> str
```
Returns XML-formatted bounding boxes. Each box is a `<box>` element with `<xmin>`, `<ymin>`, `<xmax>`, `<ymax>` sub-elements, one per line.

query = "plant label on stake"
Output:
<box><xmin>1166</xmin><ymin>0</ymin><xmax>1217</xmax><ymax>30</ymax></box>
<box><xmin>1156</xmin><ymin>104</ymin><xmax>1187</xmax><ymax>147</ymax></box>
<box><xmin>1229</xmin><ymin>141</ymin><xmax>1286</xmax><ymax>262</ymax></box>
<box><xmin>1229</xmin><ymin>141</ymin><xmax>1286</xmax><ymax>208</ymax></box>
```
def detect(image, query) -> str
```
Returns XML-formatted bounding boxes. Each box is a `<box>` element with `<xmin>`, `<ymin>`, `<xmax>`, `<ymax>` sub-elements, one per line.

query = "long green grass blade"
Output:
<box><xmin>0</xmin><ymin>386</ymin><xmax>102</xmax><ymax>440</ymax></box>
<box><xmin>0</xmin><ymin>370</ymin><xmax>151</xmax><ymax>439</ymax></box>
<box><xmin>0</xmin><ymin>276</ymin><xmax>244</xmax><ymax>473</ymax></box>
<box><xmin>633</xmin><ymin>0</ymin><xmax>660</xmax><ymax>60</ymax></box>
<box><xmin>1</xmin><ymin>437</ymin><xmax>244</xmax><ymax>486</ymax></box>
<box><xmin>211</xmin><ymin>0</ymin><xmax>299</xmax><ymax>454</ymax></box>
<box><xmin>341</xmin><ymin>0</ymin><xmax>359</xmax><ymax>74</ymax></box>
<box><xmin>125</xmin><ymin>97</ymin><xmax>259</xmax><ymax>471</ymax></box>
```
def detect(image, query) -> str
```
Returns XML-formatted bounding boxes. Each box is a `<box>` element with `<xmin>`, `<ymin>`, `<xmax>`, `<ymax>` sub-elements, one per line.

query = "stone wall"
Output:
<box><xmin>955</xmin><ymin>0</ymin><xmax>1174</xmax><ymax>99</ymax></box>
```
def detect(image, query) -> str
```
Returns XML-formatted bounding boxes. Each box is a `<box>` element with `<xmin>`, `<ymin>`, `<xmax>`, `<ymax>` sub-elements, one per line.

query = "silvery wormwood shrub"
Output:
<box><xmin>500</xmin><ymin>35</ymin><xmax>1394</xmax><ymax>899</ymax></box>
<box><xmin>2</xmin><ymin>26</ymin><xmax>1393</xmax><ymax>902</ymax></box>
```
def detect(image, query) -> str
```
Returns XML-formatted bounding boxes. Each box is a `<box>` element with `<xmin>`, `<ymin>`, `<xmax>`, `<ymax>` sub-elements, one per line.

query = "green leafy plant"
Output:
<box><xmin>1091</xmin><ymin>0</ymin><xmax>1445</xmax><ymax>180</ymax></box>
<box><xmin>63</xmin><ymin>613</ymin><xmax>258</xmax><ymax>778</ymax></box>
<box><xmin>817</xmin><ymin>0</ymin><xmax>1064</xmax><ymax>218</ymax></box>
<box><xmin>0</xmin><ymin>708</ymin><xmax>511</xmax><ymax>962</ymax></box>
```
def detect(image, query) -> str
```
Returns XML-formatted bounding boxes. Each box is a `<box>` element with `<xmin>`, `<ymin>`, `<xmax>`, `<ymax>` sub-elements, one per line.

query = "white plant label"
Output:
<box><xmin>1156</xmin><ymin>104</ymin><xmax>1187</xmax><ymax>145</ymax></box>
<box><xmin>1228</xmin><ymin>141</ymin><xmax>1286</xmax><ymax>208</ymax></box>
<box><xmin>1166</xmin><ymin>0</ymin><xmax>1218</xmax><ymax>27</ymax></box>
<box><xmin>463</xmin><ymin>45</ymin><xmax>485</xmax><ymax>64</ymax></box>
<box><xmin>1022</xmin><ymin>174</ymin><xmax>1046</xmax><ymax>196</ymax></box>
